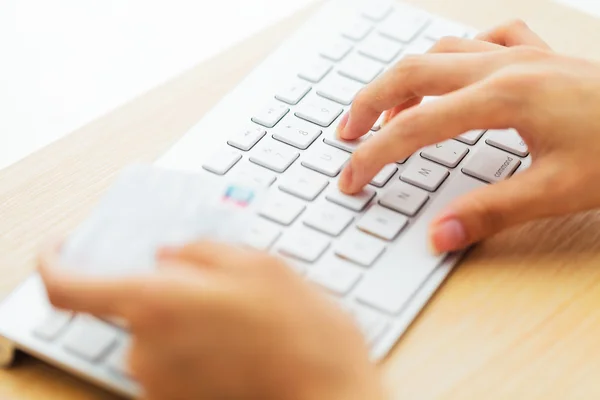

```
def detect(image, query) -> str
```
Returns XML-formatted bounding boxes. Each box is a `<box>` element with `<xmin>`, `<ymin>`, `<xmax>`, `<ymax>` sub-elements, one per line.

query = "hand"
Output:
<box><xmin>336</xmin><ymin>20</ymin><xmax>600</xmax><ymax>254</ymax></box>
<box><xmin>39</xmin><ymin>242</ymin><xmax>385</xmax><ymax>400</ymax></box>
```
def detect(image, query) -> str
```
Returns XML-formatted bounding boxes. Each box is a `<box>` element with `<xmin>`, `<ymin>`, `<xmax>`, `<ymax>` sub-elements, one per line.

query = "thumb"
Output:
<box><xmin>428</xmin><ymin>167</ymin><xmax>556</xmax><ymax>253</ymax></box>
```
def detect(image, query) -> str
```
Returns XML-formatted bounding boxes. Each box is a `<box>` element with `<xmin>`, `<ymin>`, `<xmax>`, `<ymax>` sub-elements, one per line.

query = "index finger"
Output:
<box><xmin>338</xmin><ymin>77</ymin><xmax>515</xmax><ymax>194</ymax></box>
<box><xmin>38</xmin><ymin>244</ymin><xmax>155</xmax><ymax>318</ymax></box>
<box><xmin>337</xmin><ymin>48</ymin><xmax>505</xmax><ymax>141</ymax></box>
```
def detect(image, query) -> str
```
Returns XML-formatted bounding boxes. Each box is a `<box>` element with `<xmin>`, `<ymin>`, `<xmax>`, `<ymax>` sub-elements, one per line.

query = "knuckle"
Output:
<box><xmin>511</xmin><ymin>45</ymin><xmax>549</xmax><ymax>61</ymax></box>
<box><xmin>507</xmin><ymin>18</ymin><xmax>529</xmax><ymax>30</ymax></box>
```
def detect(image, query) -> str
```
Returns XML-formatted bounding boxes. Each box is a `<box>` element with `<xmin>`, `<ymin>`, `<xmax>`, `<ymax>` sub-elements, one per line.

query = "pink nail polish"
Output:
<box><xmin>429</xmin><ymin>219</ymin><xmax>467</xmax><ymax>254</ymax></box>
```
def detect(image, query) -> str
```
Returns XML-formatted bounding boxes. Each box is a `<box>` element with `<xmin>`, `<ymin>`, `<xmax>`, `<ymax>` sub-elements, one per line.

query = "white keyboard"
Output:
<box><xmin>0</xmin><ymin>0</ymin><xmax>531</xmax><ymax>397</ymax></box>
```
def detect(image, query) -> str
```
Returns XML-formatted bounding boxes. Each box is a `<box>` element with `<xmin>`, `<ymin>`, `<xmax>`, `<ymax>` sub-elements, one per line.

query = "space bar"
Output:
<box><xmin>354</xmin><ymin>173</ymin><xmax>486</xmax><ymax>315</ymax></box>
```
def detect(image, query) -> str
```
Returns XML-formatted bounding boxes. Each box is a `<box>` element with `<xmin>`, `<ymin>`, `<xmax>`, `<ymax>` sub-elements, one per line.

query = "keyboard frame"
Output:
<box><xmin>0</xmin><ymin>0</ymin><xmax>530</xmax><ymax>397</ymax></box>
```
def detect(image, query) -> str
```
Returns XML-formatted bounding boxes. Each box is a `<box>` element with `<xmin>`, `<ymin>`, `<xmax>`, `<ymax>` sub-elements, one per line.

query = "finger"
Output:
<box><xmin>337</xmin><ymin>51</ymin><xmax>509</xmax><ymax>141</ymax></box>
<box><xmin>339</xmin><ymin>77</ymin><xmax>514</xmax><ymax>194</ymax></box>
<box><xmin>427</xmin><ymin>35</ymin><xmax>505</xmax><ymax>54</ymax></box>
<box><xmin>157</xmin><ymin>240</ymin><xmax>253</xmax><ymax>270</ymax></box>
<box><xmin>377</xmin><ymin>38</ymin><xmax>506</xmax><ymax>127</ymax></box>
<box><xmin>476</xmin><ymin>19</ymin><xmax>551</xmax><ymax>49</ymax></box>
<box><xmin>428</xmin><ymin>165</ymin><xmax>560</xmax><ymax>253</ymax></box>
<box><xmin>38</xmin><ymin>244</ymin><xmax>154</xmax><ymax>317</ymax></box>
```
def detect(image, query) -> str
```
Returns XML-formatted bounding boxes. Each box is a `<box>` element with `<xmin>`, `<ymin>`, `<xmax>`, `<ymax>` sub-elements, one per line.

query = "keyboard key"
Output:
<box><xmin>275</xmin><ymin>79</ymin><xmax>312</xmax><ymax>105</ymax></box>
<box><xmin>259</xmin><ymin>191</ymin><xmax>306</xmax><ymax>225</ymax></box>
<box><xmin>308</xmin><ymin>255</ymin><xmax>362</xmax><ymax>295</ymax></box>
<box><xmin>485</xmin><ymin>129</ymin><xmax>529</xmax><ymax>157</ymax></box>
<box><xmin>33</xmin><ymin>310</ymin><xmax>72</xmax><ymax>341</ymax></box>
<box><xmin>303</xmin><ymin>202</ymin><xmax>354</xmax><ymax>236</ymax></box>
<box><xmin>277</xmin><ymin>227</ymin><xmax>330</xmax><ymax>263</ymax></box>
<box><xmin>400</xmin><ymin>158</ymin><xmax>449</xmax><ymax>192</ymax></box>
<box><xmin>301</xmin><ymin>142</ymin><xmax>350</xmax><ymax>177</ymax></box>
<box><xmin>354</xmin><ymin>174</ymin><xmax>485</xmax><ymax>315</ymax></box>
<box><xmin>320</xmin><ymin>39</ymin><xmax>353</xmax><ymax>61</ymax></box>
<box><xmin>105</xmin><ymin>338</ymin><xmax>131</xmax><ymax>377</ymax></box>
<box><xmin>421</xmin><ymin>140</ymin><xmax>469</xmax><ymax>168</ymax></box>
<box><xmin>202</xmin><ymin>147</ymin><xmax>242</xmax><ymax>175</ymax></box>
<box><xmin>341</xmin><ymin>18</ymin><xmax>374</xmax><ymax>41</ymax></box>
<box><xmin>370</xmin><ymin>164</ymin><xmax>397</xmax><ymax>187</ymax></box>
<box><xmin>227</xmin><ymin>125</ymin><xmax>266</xmax><ymax>151</ymax></box>
<box><xmin>326</xmin><ymin>186</ymin><xmax>376</xmax><ymax>212</ymax></box>
<box><xmin>231</xmin><ymin>162</ymin><xmax>277</xmax><ymax>188</ymax></box>
<box><xmin>323</xmin><ymin>130</ymin><xmax>371</xmax><ymax>153</ymax></box>
<box><xmin>456</xmin><ymin>129</ymin><xmax>485</xmax><ymax>145</ymax></box>
<box><xmin>359</xmin><ymin>35</ymin><xmax>403</xmax><ymax>63</ymax></box>
<box><xmin>298</xmin><ymin>58</ymin><xmax>333</xmax><ymax>83</ymax></box>
<box><xmin>361</xmin><ymin>1</ymin><xmax>393</xmax><ymax>21</ymax></box>
<box><xmin>243</xmin><ymin>218</ymin><xmax>281</xmax><ymax>250</ymax></box>
<box><xmin>338</xmin><ymin>54</ymin><xmax>383</xmax><ymax>84</ymax></box>
<box><xmin>249</xmin><ymin>139</ymin><xmax>299</xmax><ymax>173</ymax></box>
<box><xmin>462</xmin><ymin>146</ymin><xmax>521</xmax><ymax>183</ymax></box>
<box><xmin>279</xmin><ymin>168</ymin><xmax>329</xmax><ymax>201</ymax></box>
<box><xmin>378</xmin><ymin>10</ymin><xmax>430</xmax><ymax>43</ymax></box>
<box><xmin>357</xmin><ymin>205</ymin><xmax>408</xmax><ymax>240</ymax></box>
<box><xmin>335</xmin><ymin>230</ymin><xmax>386</xmax><ymax>267</ymax></box>
<box><xmin>251</xmin><ymin>101</ymin><xmax>289</xmax><ymax>128</ymax></box>
<box><xmin>424</xmin><ymin>19</ymin><xmax>467</xmax><ymax>40</ymax></box>
<box><xmin>62</xmin><ymin>316</ymin><xmax>118</xmax><ymax>362</ymax></box>
<box><xmin>316</xmin><ymin>74</ymin><xmax>363</xmax><ymax>105</ymax></box>
<box><xmin>350</xmin><ymin>304</ymin><xmax>390</xmax><ymax>344</ymax></box>
<box><xmin>295</xmin><ymin>98</ymin><xmax>343</xmax><ymax>127</ymax></box>
<box><xmin>272</xmin><ymin>118</ymin><xmax>322</xmax><ymax>150</ymax></box>
<box><xmin>379</xmin><ymin>181</ymin><xmax>429</xmax><ymax>216</ymax></box>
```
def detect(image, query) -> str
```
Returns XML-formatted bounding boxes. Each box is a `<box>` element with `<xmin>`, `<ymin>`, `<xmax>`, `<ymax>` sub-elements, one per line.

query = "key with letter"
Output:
<box><xmin>379</xmin><ymin>181</ymin><xmax>429</xmax><ymax>216</ymax></box>
<box><xmin>301</xmin><ymin>142</ymin><xmax>350</xmax><ymax>177</ymax></box>
<box><xmin>303</xmin><ymin>201</ymin><xmax>354</xmax><ymax>237</ymax></box>
<box><xmin>227</xmin><ymin>125</ymin><xmax>266</xmax><ymax>151</ymax></box>
<box><xmin>277</xmin><ymin>226</ymin><xmax>330</xmax><ymax>263</ymax></box>
<box><xmin>357</xmin><ymin>205</ymin><xmax>408</xmax><ymax>241</ymax></box>
<box><xmin>485</xmin><ymin>129</ymin><xmax>529</xmax><ymax>157</ymax></box>
<box><xmin>259</xmin><ymin>191</ymin><xmax>306</xmax><ymax>226</ymax></box>
<box><xmin>275</xmin><ymin>79</ymin><xmax>312</xmax><ymax>105</ymax></box>
<box><xmin>298</xmin><ymin>58</ymin><xmax>332</xmax><ymax>83</ymax></box>
<box><xmin>462</xmin><ymin>146</ymin><xmax>521</xmax><ymax>183</ymax></box>
<box><xmin>202</xmin><ymin>147</ymin><xmax>242</xmax><ymax>175</ymax></box>
<box><xmin>249</xmin><ymin>138</ymin><xmax>299</xmax><ymax>173</ymax></box>
<box><xmin>338</xmin><ymin>54</ymin><xmax>383</xmax><ymax>84</ymax></box>
<box><xmin>272</xmin><ymin>118</ymin><xmax>322</xmax><ymax>150</ymax></box>
<box><xmin>295</xmin><ymin>98</ymin><xmax>344</xmax><ymax>127</ymax></box>
<box><xmin>278</xmin><ymin>168</ymin><xmax>329</xmax><ymax>201</ymax></box>
<box><xmin>317</xmin><ymin>74</ymin><xmax>363</xmax><ymax>106</ymax></box>
<box><xmin>421</xmin><ymin>140</ymin><xmax>469</xmax><ymax>168</ymax></box>
<box><xmin>400</xmin><ymin>158</ymin><xmax>449</xmax><ymax>192</ymax></box>
<box><xmin>251</xmin><ymin>101</ymin><xmax>289</xmax><ymax>128</ymax></box>
<box><xmin>335</xmin><ymin>230</ymin><xmax>386</xmax><ymax>267</ymax></box>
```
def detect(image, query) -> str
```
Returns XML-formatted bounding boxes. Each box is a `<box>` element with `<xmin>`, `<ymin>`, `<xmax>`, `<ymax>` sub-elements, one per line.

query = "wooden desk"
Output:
<box><xmin>1</xmin><ymin>0</ymin><xmax>600</xmax><ymax>398</ymax></box>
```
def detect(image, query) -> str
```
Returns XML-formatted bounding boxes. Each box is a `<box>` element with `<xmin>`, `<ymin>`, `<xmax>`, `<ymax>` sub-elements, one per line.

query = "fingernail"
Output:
<box><xmin>429</xmin><ymin>219</ymin><xmax>467</xmax><ymax>255</ymax></box>
<box><xmin>338</xmin><ymin>163</ymin><xmax>354</xmax><ymax>192</ymax></box>
<box><xmin>336</xmin><ymin>113</ymin><xmax>350</xmax><ymax>139</ymax></box>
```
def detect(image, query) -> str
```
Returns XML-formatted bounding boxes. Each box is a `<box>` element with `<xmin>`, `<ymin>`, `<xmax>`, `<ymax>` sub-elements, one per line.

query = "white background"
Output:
<box><xmin>0</xmin><ymin>0</ymin><xmax>315</xmax><ymax>171</ymax></box>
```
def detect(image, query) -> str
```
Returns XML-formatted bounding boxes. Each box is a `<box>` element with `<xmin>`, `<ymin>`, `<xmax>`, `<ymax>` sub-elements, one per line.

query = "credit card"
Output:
<box><xmin>59</xmin><ymin>164</ymin><xmax>264</xmax><ymax>276</ymax></box>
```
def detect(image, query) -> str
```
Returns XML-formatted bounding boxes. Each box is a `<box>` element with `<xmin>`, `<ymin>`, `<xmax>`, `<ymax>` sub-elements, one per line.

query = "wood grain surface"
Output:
<box><xmin>1</xmin><ymin>0</ymin><xmax>599</xmax><ymax>398</ymax></box>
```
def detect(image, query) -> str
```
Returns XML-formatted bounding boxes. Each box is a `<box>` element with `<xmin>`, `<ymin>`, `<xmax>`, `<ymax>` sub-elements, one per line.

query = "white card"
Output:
<box><xmin>60</xmin><ymin>164</ymin><xmax>264</xmax><ymax>276</ymax></box>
